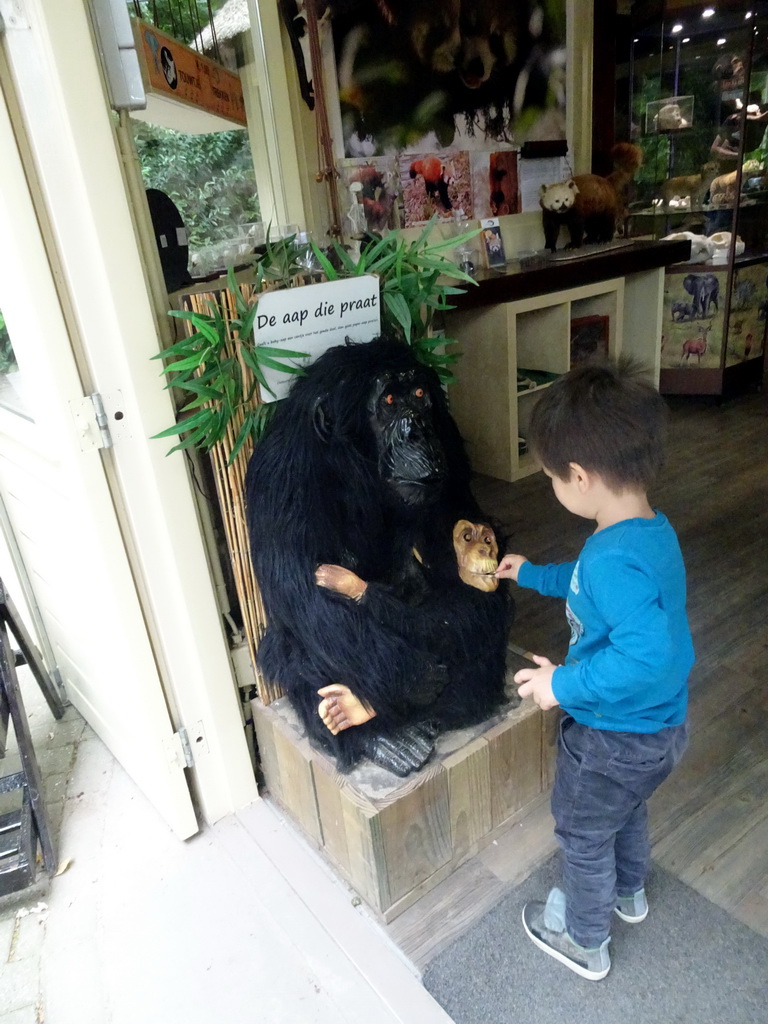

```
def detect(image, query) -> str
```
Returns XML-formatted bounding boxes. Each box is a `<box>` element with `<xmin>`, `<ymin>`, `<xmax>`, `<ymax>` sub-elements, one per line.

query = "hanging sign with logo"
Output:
<box><xmin>133</xmin><ymin>19</ymin><xmax>246</xmax><ymax>126</ymax></box>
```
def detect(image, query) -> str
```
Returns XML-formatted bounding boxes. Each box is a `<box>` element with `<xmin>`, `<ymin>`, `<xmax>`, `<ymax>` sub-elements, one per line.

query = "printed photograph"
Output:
<box><xmin>401</xmin><ymin>151</ymin><xmax>472</xmax><ymax>226</ymax></box>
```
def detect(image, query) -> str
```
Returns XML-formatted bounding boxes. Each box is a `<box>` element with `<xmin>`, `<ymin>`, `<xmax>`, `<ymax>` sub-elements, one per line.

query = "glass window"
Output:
<box><xmin>0</xmin><ymin>307</ymin><xmax>31</xmax><ymax>420</ymax></box>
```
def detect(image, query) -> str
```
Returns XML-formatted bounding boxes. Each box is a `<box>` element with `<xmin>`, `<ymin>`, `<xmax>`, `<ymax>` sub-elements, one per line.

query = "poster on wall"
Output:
<box><xmin>329</xmin><ymin>0</ymin><xmax>567</xmax><ymax>158</ymax></box>
<box><xmin>338</xmin><ymin>158</ymin><xmax>401</xmax><ymax>235</ymax></box>
<box><xmin>470</xmin><ymin>151</ymin><xmax>520</xmax><ymax>219</ymax></box>
<box><xmin>400</xmin><ymin>152</ymin><xmax>472</xmax><ymax>226</ymax></box>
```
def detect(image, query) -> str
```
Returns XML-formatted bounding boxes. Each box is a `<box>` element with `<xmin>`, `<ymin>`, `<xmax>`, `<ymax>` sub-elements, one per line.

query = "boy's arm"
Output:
<box><xmin>552</xmin><ymin>556</ymin><xmax>675</xmax><ymax>710</ymax></box>
<box><xmin>518</xmin><ymin>559</ymin><xmax>577</xmax><ymax>598</ymax></box>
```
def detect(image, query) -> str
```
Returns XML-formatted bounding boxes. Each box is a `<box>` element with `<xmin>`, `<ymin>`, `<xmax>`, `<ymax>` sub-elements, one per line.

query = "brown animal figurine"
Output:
<box><xmin>539</xmin><ymin>142</ymin><xmax>642</xmax><ymax>251</ymax></box>
<box><xmin>660</xmin><ymin>162</ymin><xmax>718</xmax><ymax>209</ymax></box>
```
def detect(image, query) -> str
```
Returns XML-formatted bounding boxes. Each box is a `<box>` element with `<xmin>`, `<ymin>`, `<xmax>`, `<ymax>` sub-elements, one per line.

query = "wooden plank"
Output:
<box><xmin>375</xmin><ymin>764</ymin><xmax>452</xmax><ymax>907</ymax></box>
<box><xmin>340</xmin><ymin>793</ymin><xmax>388</xmax><ymax>912</ymax></box>
<box><xmin>251</xmin><ymin>699</ymin><xmax>282</xmax><ymax>805</ymax></box>
<box><xmin>386</xmin><ymin>856</ymin><xmax>506</xmax><ymax>969</ymax></box>
<box><xmin>311</xmin><ymin>752</ymin><xmax>352</xmax><ymax>877</ymax></box>
<box><xmin>486</xmin><ymin>703</ymin><xmax>543</xmax><ymax>827</ymax></box>
<box><xmin>270</xmin><ymin>715</ymin><xmax>322</xmax><ymax>845</ymax></box>
<box><xmin>540</xmin><ymin>708</ymin><xmax>559</xmax><ymax>790</ymax></box>
<box><xmin>478</xmin><ymin>791</ymin><xmax>557</xmax><ymax>886</ymax></box>
<box><xmin>443</xmin><ymin>736</ymin><xmax>491</xmax><ymax>861</ymax></box>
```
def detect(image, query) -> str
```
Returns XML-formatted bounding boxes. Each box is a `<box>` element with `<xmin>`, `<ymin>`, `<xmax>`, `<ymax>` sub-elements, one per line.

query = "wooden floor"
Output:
<box><xmin>386</xmin><ymin>391</ymin><xmax>768</xmax><ymax>969</ymax></box>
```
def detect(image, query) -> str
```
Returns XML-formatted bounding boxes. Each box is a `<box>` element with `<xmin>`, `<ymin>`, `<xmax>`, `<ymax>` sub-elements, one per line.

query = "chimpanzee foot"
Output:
<box><xmin>362</xmin><ymin>723</ymin><xmax>436</xmax><ymax>777</ymax></box>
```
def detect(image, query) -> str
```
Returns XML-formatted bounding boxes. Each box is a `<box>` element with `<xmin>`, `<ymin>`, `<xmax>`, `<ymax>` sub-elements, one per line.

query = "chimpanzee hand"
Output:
<box><xmin>362</xmin><ymin>722</ymin><xmax>437</xmax><ymax>777</ymax></box>
<box><xmin>315</xmin><ymin>564</ymin><xmax>367</xmax><ymax>601</ymax></box>
<box><xmin>317</xmin><ymin>684</ymin><xmax>376</xmax><ymax>734</ymax></box>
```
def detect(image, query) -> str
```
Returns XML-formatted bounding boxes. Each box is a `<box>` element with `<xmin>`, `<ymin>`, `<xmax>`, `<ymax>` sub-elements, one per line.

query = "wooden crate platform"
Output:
<box><xmin>252</xmin><ymin>694</ymin><xmax>557</xmax><ymax>922</ymax></box>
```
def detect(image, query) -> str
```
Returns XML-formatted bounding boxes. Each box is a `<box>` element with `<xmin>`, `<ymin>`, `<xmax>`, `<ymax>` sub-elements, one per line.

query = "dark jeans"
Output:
<box><xmin>551</xmin><ymin>714</ymin><xmax>689</xmax><ymax>948</ymax></box>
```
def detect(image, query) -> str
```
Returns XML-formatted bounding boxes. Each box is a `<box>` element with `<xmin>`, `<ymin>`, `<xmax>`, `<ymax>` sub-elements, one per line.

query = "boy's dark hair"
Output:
<box><xmin>527</xmin><ymin>358</ymin><xmax>668</xmax><ymax>490</ymax></box>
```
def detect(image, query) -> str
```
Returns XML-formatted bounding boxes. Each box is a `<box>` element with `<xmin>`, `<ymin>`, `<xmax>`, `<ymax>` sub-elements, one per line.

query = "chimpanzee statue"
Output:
<box><xmin>245</xmin><ymin>336</ymin><xmax>514</xmax><ymax>776</ymax></box>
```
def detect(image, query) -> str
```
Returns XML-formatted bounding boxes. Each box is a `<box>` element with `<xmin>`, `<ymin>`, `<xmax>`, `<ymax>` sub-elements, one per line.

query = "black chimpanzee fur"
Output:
<box><xmin>245</xmin><ymin>336</ymin><xmax>514</xmax><ymax>776</ymax></box>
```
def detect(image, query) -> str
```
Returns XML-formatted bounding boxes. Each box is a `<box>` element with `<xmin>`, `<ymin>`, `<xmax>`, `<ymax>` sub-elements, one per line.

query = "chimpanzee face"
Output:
<box><xmin>368</xmin><ymin>369</ymin><xmax>447</xmax><ymax>506</ymax></box>
<box><xmin>452</xmin><ymin>520</ymin><xmax>499</xmax><ymax>592</ymax></box>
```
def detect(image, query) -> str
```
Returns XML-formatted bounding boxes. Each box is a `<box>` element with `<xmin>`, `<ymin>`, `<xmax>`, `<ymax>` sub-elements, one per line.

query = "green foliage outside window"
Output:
<box><xmin>0</xmin><ymin>310</ymin><xmax>18</xmax><ymax>376</ymax></box>
<box><xmin>129</xmin><ymin>1</ymin><xmax>226</xmax><ymax>46</ymax></box>
<box><xmin>132</xmin><ymin>121</ymin><xmax>260</xmax><ymax>253</ymax></box>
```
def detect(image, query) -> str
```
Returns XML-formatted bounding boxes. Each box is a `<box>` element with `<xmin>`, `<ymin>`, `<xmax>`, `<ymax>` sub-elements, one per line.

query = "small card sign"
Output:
<box><xmin>480</xmin><ymin>218</ymin><xmax>507</xmax><ymax>267</ymax></box>
<box><xmin>255</xmin><ymin>275</ymin><xmax>381</xmax><ymax>401</ymax></box>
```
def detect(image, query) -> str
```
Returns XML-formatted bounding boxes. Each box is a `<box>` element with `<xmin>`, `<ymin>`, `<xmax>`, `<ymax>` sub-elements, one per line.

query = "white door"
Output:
<box><xmin>0</xmin><ymin>74</ymin><xmax>198</xmax><ymax>839</ymax></box>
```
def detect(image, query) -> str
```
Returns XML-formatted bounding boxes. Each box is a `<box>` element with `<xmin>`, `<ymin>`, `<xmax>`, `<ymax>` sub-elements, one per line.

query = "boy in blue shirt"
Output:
<box><xmin>495</xmin><ymin>360</ymin><xmax>693</xmax><ymax>981</ymax></box>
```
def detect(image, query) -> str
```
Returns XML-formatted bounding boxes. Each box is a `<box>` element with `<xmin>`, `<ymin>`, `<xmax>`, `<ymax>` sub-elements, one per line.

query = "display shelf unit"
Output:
<box><xmin>619</xmin><ymin>0</ymin><xmax>768</xmax><ymax>396</ymax></box>
<box><xmin>448</xmin><ymin>278</ymin><xmax>645</xmax><ymax>482</ymax></box>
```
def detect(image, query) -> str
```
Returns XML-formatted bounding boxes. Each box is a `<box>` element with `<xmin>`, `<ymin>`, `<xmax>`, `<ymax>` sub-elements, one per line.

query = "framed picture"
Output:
<box><xmin>570</xmin><ymin>315</ymin><xmax>610</xmax><ymax>367</ymax></box>
<box><xmin>480</xmin><ymin>218</ymin><xmax>506</xmax><ymax>268</ymax></box>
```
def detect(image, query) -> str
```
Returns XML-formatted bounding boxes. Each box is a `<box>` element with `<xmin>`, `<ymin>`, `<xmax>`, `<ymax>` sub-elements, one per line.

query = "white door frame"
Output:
<box><xmin>0</xmin><ymin>0</ymin><xmax>258</xmax><ymax>826</ymax></box>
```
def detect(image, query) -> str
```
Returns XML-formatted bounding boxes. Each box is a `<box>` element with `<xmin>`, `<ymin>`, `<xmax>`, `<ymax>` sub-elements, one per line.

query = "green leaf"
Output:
<box><xmin>383</xmin><ymin>291</ymin><xmax>412</xmax><ymax>342</ymax></box>
<box><xmin>150</xmin><ymin>407</ymin><xmax>214</xmax><ymax>440</ymax></box>
<box><xmin>237</xmin><ymin>300</ymin><xmax>260</xmax><ymax>342</ymax></box>
<box><xmin>255</xmin><ymin>345</ymin><xmax>310</xmax><ymax>359</ymax></box>
<box><xmin>257</xmin><ymin>356</ymin><xmax>306</xmax><ymax>375</ymax></box>
<box><xmin>241</xmin><ymin>345</ymin><xmax>276</xmax><ymax>397</ymax></box>
<box><xmin>168</xmin><ymin>309</ymin><xmax>219</xmax><ymax>344</ymax></box>
<box><xmin>228</xmin><ymin>413</ymin><xmax>255</xmax><ymax>463</ymax></box>
<box><xmin>309</xmin><ymin>242</ymin><xmax>337</xmax><ymax>280</ymax></box>
<box><xmin>227</xmin><ymin>267</ymin><xmax>249</xmax><ymax>317</ymax></box>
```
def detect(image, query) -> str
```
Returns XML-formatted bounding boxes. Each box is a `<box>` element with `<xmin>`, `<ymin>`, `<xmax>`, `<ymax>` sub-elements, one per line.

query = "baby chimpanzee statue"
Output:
<box><xmin>245</xmin><ymin>336</ymin><xmax>514</xmax><ymax>776</ymax></box>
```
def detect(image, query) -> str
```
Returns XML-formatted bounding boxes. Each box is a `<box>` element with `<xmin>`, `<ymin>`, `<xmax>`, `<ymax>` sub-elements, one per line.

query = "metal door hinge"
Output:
<box><xmin>70</xmin><ymin>391</ymin><xmax>130</xmax><ymax>452</ymax></box>
<box><xmin>166</xmin><ymin>727</ymin><xmax>194</xmax><ymax>769</ymax></box>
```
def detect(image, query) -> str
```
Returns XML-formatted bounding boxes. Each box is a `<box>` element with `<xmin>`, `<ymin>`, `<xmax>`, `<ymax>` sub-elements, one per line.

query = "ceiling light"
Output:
<box><xmin>702</xmin><ymin>7</ymin><xmax>715</xmax><ymax>17</ymax></box>
<box><xmin>672</xmin><ymin>23</ymin><xmax>683</xmax><ymax>33</ymax></box>
<box><xmin>717</xmin><ymin>37</ymin><xmax>726</xmax><ymax>44</ymax></box>
<box><xmin>683</xmin><ymin>37</ymin><xmax>690</xmax><ymax>43</ymax></box>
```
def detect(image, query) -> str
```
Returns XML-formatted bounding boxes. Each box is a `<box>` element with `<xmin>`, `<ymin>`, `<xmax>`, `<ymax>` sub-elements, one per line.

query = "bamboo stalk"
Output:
<box><xmin>183</xmin><ymin>287</ymin><xmax>279</xmax><ymax>704</ymax></box>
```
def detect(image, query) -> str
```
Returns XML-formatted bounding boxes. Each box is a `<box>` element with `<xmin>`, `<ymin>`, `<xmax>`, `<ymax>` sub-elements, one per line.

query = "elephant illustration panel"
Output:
<box><xmin>662</xmin><ymin>267</ymin><xmax>727</xmax><ymax>371</ymax></box>
<box><xmin>726</xmin><ymin>263</ymin><xmax>768</xmax><ymax>368</ymax></box>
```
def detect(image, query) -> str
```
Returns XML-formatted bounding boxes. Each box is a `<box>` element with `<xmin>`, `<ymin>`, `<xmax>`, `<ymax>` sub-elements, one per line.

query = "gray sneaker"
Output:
<box><xmin>522</xmin><ymin>901</ymin><xmax>611</xmax><ymax>981</ymax></box>
<box><xmin>615</xmin><ymin>888</ymin><xmax>648</xmax><ymax>923</ymax></box>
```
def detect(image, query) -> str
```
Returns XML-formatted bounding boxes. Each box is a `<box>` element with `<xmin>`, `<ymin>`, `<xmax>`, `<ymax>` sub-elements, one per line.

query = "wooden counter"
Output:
<box><xmin>452</xmin><ymin>238</ymin><xmax>692</xmax><ymax>310</ymax></box>
<box><xmin>447</xmin><ymin>239</ymin><xmax>692</xmax><ymax>483</ymax></box>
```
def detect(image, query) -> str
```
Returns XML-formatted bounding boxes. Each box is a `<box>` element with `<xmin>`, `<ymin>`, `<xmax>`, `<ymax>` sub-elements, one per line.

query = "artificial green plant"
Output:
<box><xmin>152</xmin><ymin>223</ymin><xmax>477</xmax><ymax>461</ymax></box>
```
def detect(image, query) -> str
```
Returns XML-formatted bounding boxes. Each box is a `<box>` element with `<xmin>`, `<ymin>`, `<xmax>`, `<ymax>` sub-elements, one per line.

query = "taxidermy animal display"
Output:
<box><xmin>409</xmin><ymin>156</ymin><xmax>455</xmax><ymax>211</ymax></box>
<box><xmin>245</xmin><ymin>337</ymin><xmax>514</xmax><ymax>777</ymax></box>
<box><xmin>659</xmin><ymin>162</ymin><xmax>718</xmax><ymax>209</ymax></box>
<box><xmin>539</xmin><ymin>142</ymin><xmax>642</xmax><ymax>251</ymax></box>
<box><xmin>709</xmin><ymin>170</ymin><xmax>739</xmax><ymax>208</ymax></box>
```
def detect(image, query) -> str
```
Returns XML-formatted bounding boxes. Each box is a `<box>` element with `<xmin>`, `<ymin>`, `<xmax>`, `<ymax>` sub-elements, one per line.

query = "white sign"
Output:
<box><xmin>254</xmin><ymin>276</ymin><xmax>381</xmax><ymax>401</ymax></box>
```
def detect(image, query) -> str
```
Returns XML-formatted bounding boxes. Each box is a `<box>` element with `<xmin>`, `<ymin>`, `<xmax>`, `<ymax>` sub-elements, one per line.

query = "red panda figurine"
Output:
<box><xmin>539</xmin><ymin>143</ymin><xmax>642</xmax><ymax>252</ymax></box>
<box><xmin>409</xmin><ymin>156</ymin><xmax>453</xmax><ymax>211</ymax></box>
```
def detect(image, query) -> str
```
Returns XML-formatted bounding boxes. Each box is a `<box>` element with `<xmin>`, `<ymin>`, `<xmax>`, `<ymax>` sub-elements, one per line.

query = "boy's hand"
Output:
<box><xmin>494</xmin><ymin>553</ymin><xmax>528</xmax><ymax>581</ymax></box>
<box><xmin>513</xmin><ymin>655</ymin><xmax>560</xmax><ymax>710</ymax></box>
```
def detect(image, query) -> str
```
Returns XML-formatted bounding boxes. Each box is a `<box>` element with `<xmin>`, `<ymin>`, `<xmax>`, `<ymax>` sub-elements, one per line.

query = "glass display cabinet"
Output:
<box><xmin>619</xmin><ymin>1</ymin><xmax>768</xmax><ymax>395</ymax></box>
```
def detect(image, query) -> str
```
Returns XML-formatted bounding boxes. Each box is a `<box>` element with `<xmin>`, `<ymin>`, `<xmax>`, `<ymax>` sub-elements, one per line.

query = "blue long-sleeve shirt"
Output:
<box><xmin>517</xmin><ymin>512</ymin><xmax>693</xmax><ymax>733</ymax></box>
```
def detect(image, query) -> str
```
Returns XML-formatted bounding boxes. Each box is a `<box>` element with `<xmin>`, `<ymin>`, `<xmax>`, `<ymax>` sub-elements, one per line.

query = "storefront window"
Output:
<box><xmin>133</xmin><ymin>121</ymin><xmax>261</xmax><ymax>277</ymax></box>
<box><xmin>0</xmin><ymin>307</ymin><xmax>30</xmax><ymax>420</ymax></box>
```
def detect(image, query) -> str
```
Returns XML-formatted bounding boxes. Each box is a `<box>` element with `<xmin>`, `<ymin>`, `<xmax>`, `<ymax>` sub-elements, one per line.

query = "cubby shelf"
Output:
<box><xmin>448</xmin><ymin>272</ymin><xmax>664</xmax><ymax>482</ymax></box>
